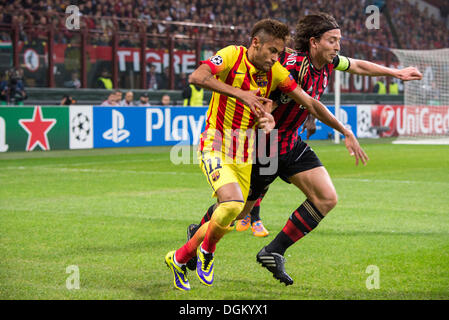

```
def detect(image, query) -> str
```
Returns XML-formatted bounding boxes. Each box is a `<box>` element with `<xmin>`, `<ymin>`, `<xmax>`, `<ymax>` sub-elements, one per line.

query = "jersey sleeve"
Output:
<box><xmin>332</xmin><ymin>55</ymin><xmax>351</xmax><ymax>71</ymax></box>
<box><xmin>273</xmin><ymin>62</ymin><xmax>297</xmax><ymax>93</ymax></box>
<box><xmin>200</xmin><ymin>45</ymin><xmax>238</xmax><ymax>75</ymax></box>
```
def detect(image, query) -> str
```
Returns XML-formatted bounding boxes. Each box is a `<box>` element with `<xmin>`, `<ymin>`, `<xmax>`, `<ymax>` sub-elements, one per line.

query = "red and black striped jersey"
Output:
<box><xmin>269</xmin><ymin>49</ymin><xmax>347</xmax><ymax>155</ymax></box>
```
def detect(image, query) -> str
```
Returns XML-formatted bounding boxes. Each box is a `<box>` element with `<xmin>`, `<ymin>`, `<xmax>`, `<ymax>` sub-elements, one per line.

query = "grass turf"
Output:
<box><xmin>1</xmin><ymin>140</ymin><xmax>448</xmax><ymax>300</ymax></box>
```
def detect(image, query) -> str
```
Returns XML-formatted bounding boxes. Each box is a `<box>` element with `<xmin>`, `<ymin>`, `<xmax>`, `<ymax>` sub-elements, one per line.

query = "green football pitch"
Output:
<box><xmin>1</xmin><ymin>139</ymin><xmax>448</xmax><ymax>300</ymax></box>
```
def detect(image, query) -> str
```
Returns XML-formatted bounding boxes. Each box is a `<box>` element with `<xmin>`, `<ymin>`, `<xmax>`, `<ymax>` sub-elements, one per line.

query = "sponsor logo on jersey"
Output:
<box><xmin>254</xmin><ymin>74</ymin><xmax>268</xmax><ymax>87</ymax></box>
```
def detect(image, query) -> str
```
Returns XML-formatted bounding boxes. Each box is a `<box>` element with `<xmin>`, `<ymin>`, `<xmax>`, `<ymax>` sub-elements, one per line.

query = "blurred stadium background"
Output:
<box><xmin>0</xmin><ymin>0</ymin><xmax>447</xmax><ymax>105</ymax></box>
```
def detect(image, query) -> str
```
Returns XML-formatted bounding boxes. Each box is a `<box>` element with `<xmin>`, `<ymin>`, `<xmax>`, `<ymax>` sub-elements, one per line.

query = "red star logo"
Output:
<box><xmin>19</xmin><ymin>107</ymin><xmax>56</xmax><ymax>151</ymax></box>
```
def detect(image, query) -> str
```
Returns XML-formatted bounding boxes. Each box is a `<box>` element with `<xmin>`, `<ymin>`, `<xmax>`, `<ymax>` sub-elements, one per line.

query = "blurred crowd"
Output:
<box><xmin>0</xmin><ymin>0</ymin><xmax>447</xmax><ymax>92</ymax></box>
<box><xmin>0</xmin><ymin>0</ymin><xmax>448</xmax><ymax>51</ymax></box>
<box><xmin>99</xmin><ymin>89</ymin><xmax>172</xmax><ymax>106</ymax></box>
<box><xmin>389</xmin><ymin>0</ymin><xmax>448</xmax><ymax>49</ymax></box>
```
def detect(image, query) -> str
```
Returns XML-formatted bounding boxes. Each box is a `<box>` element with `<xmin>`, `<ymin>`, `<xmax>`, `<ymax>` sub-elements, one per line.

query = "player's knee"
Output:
<box><xmin>215</xmin><ymin>201</ymin><xmax>245</xmax><ymax>226</ymax></box>
<box><xmin>326</xmin><ymin>192</ymin><xmax>338</xmax><ymax>212</ymax></box>
<box><xmin>322</xmin><ymin>192</ymin><xmax>338</xmax><ymax>215</ymax></box>
<box><xmin>224</xmin><ymin>200</ymin><xmax>245</xmax><ymax>217</ymax></box>
<box><xmin>310</xmin><ymin>192</ymin><xmax>338</xmax><ymax>216</ymax></box>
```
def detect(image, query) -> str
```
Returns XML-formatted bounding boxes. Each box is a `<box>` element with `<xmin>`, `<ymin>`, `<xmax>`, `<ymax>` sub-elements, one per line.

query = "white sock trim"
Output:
<box><xmin>173</xmin><ymin>253</ymin><xmax>185</xmax><ymax>267</ymax></box>
<box><xmin>200</xmin><ymin>246</ymin><xmax>210</xmax><ymax>255</ymax></box>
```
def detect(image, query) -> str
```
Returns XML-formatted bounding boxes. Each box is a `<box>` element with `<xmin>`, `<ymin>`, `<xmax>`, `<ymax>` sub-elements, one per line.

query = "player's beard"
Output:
<box><xmin>261</xmin><ymin>62</ymin><xmax>273</xmax><ymax>72</ymax></box>
<box><xmin>255</xmin><ymin>58</ymin><xmax>273</xmax><ymax>72</ymax></box>
<box><xmin>252</xmin><ymin>48</ymin><xmax>273</xmax><ymax>72</ymax></box>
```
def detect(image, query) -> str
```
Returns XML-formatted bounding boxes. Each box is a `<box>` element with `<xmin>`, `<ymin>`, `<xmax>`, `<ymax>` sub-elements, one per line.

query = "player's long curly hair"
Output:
<box><xmin>250</xmin><ymin>18</ymin><xmax>290</xmax><ymax>43</ymax></box>
<box><xmin>294</xmin><ymin>12</ymin><xmax>340</xmax><ymax>52</ymax></box>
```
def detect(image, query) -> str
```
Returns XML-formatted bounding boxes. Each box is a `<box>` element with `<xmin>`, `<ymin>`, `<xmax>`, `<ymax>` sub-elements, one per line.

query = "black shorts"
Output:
<box><xmin>248</xmin><ymin>140</ymin><xmax>323</xmax><ymax>201</ymax></box>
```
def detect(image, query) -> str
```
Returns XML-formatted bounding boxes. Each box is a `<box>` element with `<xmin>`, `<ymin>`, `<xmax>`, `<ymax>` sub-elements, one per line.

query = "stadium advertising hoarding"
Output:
<box><xmin>299</xmin><ymin>106</ymin><xmax>357</xmax><ymax>140</ymax></box>
<box><xmin>93</xmin><ymin>106</ymin><xmax>358</xmax><ymax>148</ymax></box>
<box><xmin>0</xmin><ymin>105</ymin><xmax>208</xmax><ymax>152</ymax></box>
<box><xmin>359</xmin><ymin>105</ymin><xmax>449</xmax><ymax>137</ymax></box>
<box><xmin>4</xmin><ymin>104</ymin><xmax>445</xmax><ymax>153</ymax></box>
<box><xmin>0</xmin><ymin>105</ymin><xmax>357</xmax><ymax>152</ymax></box>
<box><xmin>93</xmin><ymin>106</ymin><xmax>206</xmax><ymax>148</ymax></box>
<box><xmin>0</xmin><ymin>106</ymin><xmax>69</xmax><ymax>152</ymax></box>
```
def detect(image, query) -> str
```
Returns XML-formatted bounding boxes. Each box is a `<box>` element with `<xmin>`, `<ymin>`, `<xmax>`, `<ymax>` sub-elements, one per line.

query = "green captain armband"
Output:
<box><xmin>334</xmin><ymin>55</ymin><xmax>351</xmax><ymax>71</ymax></box>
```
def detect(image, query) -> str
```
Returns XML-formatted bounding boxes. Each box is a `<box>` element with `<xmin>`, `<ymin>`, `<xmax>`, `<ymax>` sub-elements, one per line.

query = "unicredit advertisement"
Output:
<box><xmin>357</xmin><ymin>105</ymin><xmax>449</xmax><ymax>138</ymax></box>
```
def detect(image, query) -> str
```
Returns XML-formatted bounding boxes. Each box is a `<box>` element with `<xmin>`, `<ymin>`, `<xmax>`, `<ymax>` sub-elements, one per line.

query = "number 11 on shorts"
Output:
<box><xmin>205</xmin><ymin>157</ymin><xmax>222</xmax><ymax>174</ymax></box>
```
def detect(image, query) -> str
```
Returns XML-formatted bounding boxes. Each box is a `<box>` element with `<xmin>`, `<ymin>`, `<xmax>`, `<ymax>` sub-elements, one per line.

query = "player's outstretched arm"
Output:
<box><xmin>189</xmin><ymin>64</ymin><xmax>270</xmax><ymax>117</ymax></box>
<box><xmin>287</xmin><ymin>87</ymin><xmax>369</xmax><ymax>166</ymax></box>
<box><xmin>346</xmin><ymin>58</ymin><xmax>423</xmax><ymax>81</ymax></box>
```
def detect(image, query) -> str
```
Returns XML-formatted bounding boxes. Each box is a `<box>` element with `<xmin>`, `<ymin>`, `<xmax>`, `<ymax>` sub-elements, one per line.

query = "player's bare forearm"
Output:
<box><xmin>189</xmin><ymin>64</ymin><xmax>241</xmax><ymax>99</ymax></box>
<box><xmin>309</xmin><ymin>99</ymin><xmax>351</xmax><ymax>136</ymax></box>
<box><xmin>189</xmin><ymin>64</ymin><xmax>270</xmax><ymax>116</ymax></box>
<box><xmin>347</xmin><ymin>58</ymin><xmax>397</xmax><ymax>77</ymax></box>
<box><xmin>288</xmin><ymin>87</ymin><xmax>368</xmax><ymax>165</ymax></box>
<box><xmin>347</xmin><ymin>59</ymin><xmax>423</xmax><ymax>81</ymax></box>
<box><xmin>287</xmin><ymin>88</ymin><xmax>350</xmax><ymax>137</ymax></box>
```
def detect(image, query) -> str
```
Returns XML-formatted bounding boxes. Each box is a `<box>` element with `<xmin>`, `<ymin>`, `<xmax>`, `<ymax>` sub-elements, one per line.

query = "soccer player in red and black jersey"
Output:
<box><xmin>237</xmin><ymin>13</ymin><xmax>423</xmax><ymax>237</ymax></box>
<box><xmin>249</xmin><ymin>13</ymin><xmax>421</xmax><ymax>285</ymax></box>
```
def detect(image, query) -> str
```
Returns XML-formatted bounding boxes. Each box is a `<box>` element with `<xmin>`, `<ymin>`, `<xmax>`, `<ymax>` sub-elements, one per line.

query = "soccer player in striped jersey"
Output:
<box><xmin>188</xmin><ymin>13</ymin><xmax>422</xmax><ymax>286</ymax></box>
<box><xmin>165</xmin><ymin>19</ymin><xmax>295</xmax><ymax>291</ymax></box>
<box><xmin>248</xmin><ymin>13</ymin><xmax>421</xmax><ymax>285</ymax></box>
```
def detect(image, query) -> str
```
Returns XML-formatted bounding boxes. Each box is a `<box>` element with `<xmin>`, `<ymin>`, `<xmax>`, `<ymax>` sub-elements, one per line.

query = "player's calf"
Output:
<box><xmin>309</xmin><ymin>192</ymin><xmax>337</xmax><ymax>216</ymax></box>
<box><xmin>265</xmin><ymin>199</ymin><xmax>325</xmax><ymax>256</ymax></box>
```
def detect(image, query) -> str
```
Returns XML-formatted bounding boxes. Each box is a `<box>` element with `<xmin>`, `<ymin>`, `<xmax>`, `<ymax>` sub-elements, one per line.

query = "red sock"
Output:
<box><xmin>175</xmin><ymin>242</ymin><xmax>196</xmax><ymax>265</ymax></box>
<box><xmin>175</xmin><ymin>222</ymin><xmax>209</xmax><ymax>264</ymax></box>
<box><xmin>201</xmin><ymin>219</ymin><xmax>229</xmax><ymax>253</ymax></box>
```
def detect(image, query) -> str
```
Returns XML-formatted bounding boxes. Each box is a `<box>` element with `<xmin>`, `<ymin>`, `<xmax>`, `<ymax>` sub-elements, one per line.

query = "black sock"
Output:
<box><xmin>250</xmin><ymin>201</ymin><xmax>261</xmax><ymax>224</ymax></box>
<box><xmin>250</xmin><ymin>192</ymin><xmax>266</xmax><ymax>224</ymax></box>
<box><xmin>200</xmin><ymin>203</ymin><xmax>216</xmax><ymax>225</ymax></box>
<box><xmin>265</xmin><ymin>199</ymin><xmax>324</xmax><ymax>255</ymax></box>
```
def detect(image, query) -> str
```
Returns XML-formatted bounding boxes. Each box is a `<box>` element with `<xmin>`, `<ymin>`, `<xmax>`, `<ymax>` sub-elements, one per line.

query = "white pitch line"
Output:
<box><xmin>2</xmin><ymin>158</ymin><xmax>201</xmax><ymax>171</ymax></box>
<box><xmin>7</xmin><ymin>166</ymin><xmax>197</xmax><ymax>176</ymax></box>
<box><xmin>1</xmin><ymin>158</ymin><xmax>167</xmax><ymax>169</ymax></box>
<box><xmin>334</xmin><ymin>177</ymin><xmax>449</xmax><ymax>186</ymax></box>
<box><xmin>52</xmin><ymin>167</ymin><xmax>197</xmax><ymax>175</ymax></box>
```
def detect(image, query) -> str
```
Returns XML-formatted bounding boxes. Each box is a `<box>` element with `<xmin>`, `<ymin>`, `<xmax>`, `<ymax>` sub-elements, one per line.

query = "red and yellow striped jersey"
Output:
<box><xmin>199</xmin><ymin>45</ymin><xmax>297</xmax><ymax>163</ymax></box>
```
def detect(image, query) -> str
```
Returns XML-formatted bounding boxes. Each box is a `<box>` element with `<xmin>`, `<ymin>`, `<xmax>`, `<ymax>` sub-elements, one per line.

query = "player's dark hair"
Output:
<box><xmin>294</xmin><ymin>12</ymin><xmax>340</xmax><ymax>52</ymax></box>
<box><xmin>250</xmin><ymin>19</ymin><xmax>289</xmax><ymax>43</ymax></box>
